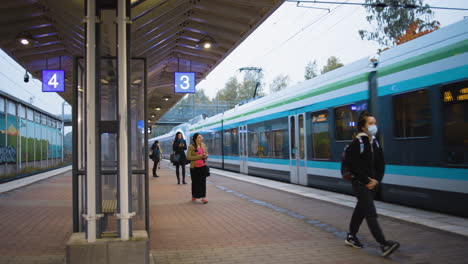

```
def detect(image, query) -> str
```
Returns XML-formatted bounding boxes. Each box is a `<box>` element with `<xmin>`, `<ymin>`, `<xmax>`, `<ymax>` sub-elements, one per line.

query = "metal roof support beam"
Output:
<box><xmin>132</xmin><ymin>0</ymin><xmax>188</xmax><ymax>31</ymax></box>
<box><xmin>194</xmin><ymin>1</ymin><xmax>260</xmax><ymax>20</ymax></box>
<box><xmin>174</xmin><ymin>46</ymin><xmax>221</xmax><ymax>60</ymax></box>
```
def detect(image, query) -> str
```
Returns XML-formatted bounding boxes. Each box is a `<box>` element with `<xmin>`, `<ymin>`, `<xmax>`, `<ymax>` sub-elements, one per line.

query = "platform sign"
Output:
<box><xmin>42</xmin><ymin>70</ymin><xmax>65</xmax><ymax>92</ymax></box>
<box><xmin>174</xmin><ymin>72</ymin><xmax>195</xmax><ymax>93</ymax></box>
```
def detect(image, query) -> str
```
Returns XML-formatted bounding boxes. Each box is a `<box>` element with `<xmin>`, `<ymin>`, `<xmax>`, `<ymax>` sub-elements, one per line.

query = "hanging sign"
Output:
<box><xmin>42</xmin><ymin>70</ymin><xmax>65</xmax><ymax>92</ymax></box>
<box><xmin>174</xmin><ymin>72</ymin><xmax>195</xmax><ymax>93</ymax></box>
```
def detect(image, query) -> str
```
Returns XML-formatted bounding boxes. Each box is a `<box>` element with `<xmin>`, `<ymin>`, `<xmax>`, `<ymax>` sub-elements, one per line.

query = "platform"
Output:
<box><xmin>0</xmin><ymin>161</ymin><xmax>467</xmax><ymax>263</ymax></box>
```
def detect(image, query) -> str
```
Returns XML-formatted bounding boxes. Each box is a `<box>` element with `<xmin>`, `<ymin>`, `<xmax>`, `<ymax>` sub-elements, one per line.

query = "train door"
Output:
<box><xmin>289</xmin><ymin>113</ymin><xmax>307</xmax><ymax>185</ymax></box>
<box><xmin>239</xmin><ymin>125</ymin><xmax>248</xmax><ymax>174</ymax></box>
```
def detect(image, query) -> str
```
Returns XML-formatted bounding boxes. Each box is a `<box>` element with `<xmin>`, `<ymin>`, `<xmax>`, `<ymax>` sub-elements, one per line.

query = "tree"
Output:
<box><xmin>395</xmin><ymin>20</ymin><xmax>439</xmax><ymax>45</ymax></box>
<box><xmin>269</xmin><ymin>74</ymin><xmax>290</xmax><ymax>93</ymax></box>
<box><xmin>238</xmin><ymin>70</ymin><xmax>265</xmax><ymax>101</ymax></box>
<box><xmin>179</xmin><ymin>88</ymin><xmax>210</xmax><ymax>105</ymax></box>
<box><xmin>359</xmin><ymin>0</ymin><xmax>439</xmax><ymax>47</ymax></box>
<box><xmin>321</xmin><ymin>56</ymin><xmax>344</xmax><ymax>74</ymax></box>
<box><xmin>304</xmin><ymin>60</ymin><xmax>318</xmax><ymax>80</ymax></box>
<box><xmin>215</xmin><ymin>76</ymin><xmax>240</xmax><ymax>101</ymax></box>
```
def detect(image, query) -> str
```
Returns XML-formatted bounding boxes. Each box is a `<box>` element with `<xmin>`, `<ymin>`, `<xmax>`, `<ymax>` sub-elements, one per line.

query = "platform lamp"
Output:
<box><xmin>196</xmin><ymin>35</ymin><xmax>216</xmax><ymax>49</ymax></box>
<box><xmin>16</xmin><ymin>31</ymin><xmax>38</xmax><ymax>46</ymax></box>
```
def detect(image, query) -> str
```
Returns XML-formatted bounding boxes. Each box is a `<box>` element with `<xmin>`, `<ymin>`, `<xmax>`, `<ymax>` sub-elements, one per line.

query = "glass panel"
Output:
<box><xmin>131</xmin><ymin>174</ymin><xmax>146</xmax><ymax>231</ymax></box>
<box><xmin>100</xmin><ymin>173</ymin><xmax>118</xmax><ymax>235</ymax></box>
<box><xmin>334</xmin><ymin>105</ymin><xmax>358</xmax><ymax>140</ymax></box>
<box><xmin>290</xmin><ymin>116</ymin><xmax>296</xmax><ymax>159</ymax></box>
<box><xmin>100</xmin><ymin>59</ymin><xmax>118</xmax><ymax>121</ymax></box>
<box><xmin>273</xmin><ymin>130</ymin><xmax>285</xmax><ymax>159</ymax></box>
<box><xmin>101</xmin><ymin>133</ymin><xmax>118</xmax><ymax>170</ymax></box>
<box><xmin>7</xmin><ymin>101</ymin><xmax>16</xmax><ymax>115</ymax></box>
<box><xmin>249</xmin><ymin>132</ymin><xmax>259</xmax><ymax>157</ymax></box>
<box><xmin>393</xmin><ymin>90</ymin><xmax>431</xmax><ymax>138</ymax></box>
<box><xmin>231</xmin><ymin>129</ymin><xmax>238</xmax><ymax>156</ymax></box>
<box><xmin>27</xmin><ymin>108</ymin><xmax>34</xmax><ymax>121</ymax></box>
<box><xmin>6</xmin><ymin>113</ymin><xmax>18</xmax><ymax>158</ymax></box>
<box><xmin>259</xmin><ymin>131</ymin><xmax>269</xmax><ymax>158</ymax></box>
<box><xmin>130</xmin><ymin>59</ymin><xmax>145</xmax><ymax>170</ymax></box>
<box><xmin>442</xmin><ymin>81</ymin><xmax>468</xmax><ymax>165</ymax></box>
<box><xmin>311</xmin><ymin>111</ymin><xmax>330</xmax><ymax>159</ymax></box>
<box><xmin>299</xmin><ymin>114</ymin><xmax>304</xmax><ymax>159</ymax></box>
<box><xmin>0</xmin><ymin>98</ymin><xmax>5</xmax><ymax>148</ymax></box>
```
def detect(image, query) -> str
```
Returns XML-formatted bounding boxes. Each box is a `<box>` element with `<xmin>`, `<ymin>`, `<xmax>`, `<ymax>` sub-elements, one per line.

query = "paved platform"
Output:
<box><xmin>0</xmin><ymin>161</ymin><xmax>467</xmax><ymax>263</ymax></box>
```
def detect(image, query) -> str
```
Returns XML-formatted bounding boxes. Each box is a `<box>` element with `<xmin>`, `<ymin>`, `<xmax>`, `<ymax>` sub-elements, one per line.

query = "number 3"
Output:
<box><xmin>180</xmin><ymin>75</ymin><xmax>190</xmax><ymax>90</ymax></box>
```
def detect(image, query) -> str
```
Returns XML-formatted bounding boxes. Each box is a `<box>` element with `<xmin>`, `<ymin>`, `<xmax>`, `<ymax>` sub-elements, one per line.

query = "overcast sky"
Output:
<box><xmin>197</xmin><ymin>0</ymin><xmax>468</xmax><ymax>98</ymax></box>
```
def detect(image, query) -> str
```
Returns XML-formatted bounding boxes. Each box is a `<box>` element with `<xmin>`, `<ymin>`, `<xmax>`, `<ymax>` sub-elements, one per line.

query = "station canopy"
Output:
<box><xmin>0</xmin><ymin>0</ymin><xmax>283</xmax><ymax>119</ymax></box>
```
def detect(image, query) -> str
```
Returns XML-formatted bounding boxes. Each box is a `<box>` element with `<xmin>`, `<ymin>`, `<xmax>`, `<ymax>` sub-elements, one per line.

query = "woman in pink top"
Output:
<box><xmin>187</xmin><ymin>133</ymin><xmax>209</xmax><ymax>204</ymax></box>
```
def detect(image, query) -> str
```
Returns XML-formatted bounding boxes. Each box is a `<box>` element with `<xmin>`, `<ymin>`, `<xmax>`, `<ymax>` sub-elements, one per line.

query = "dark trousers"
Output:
<box><xmin>349</xmin><ymin>182</ymin><xmax>386</xmax><ymax>245</ymax></box>
<box><xmin>190</xmin><ymin>167</ymin><xmax>206</xmax><ymax>198</ymax></box>
<box><xmin>152</xmin><ymin>159</ymin><xmax>159</xmax><ymax>177</ymax></box>
<box><xmin>175</xmin><ymin>164</ymin><xmax>186</xmax><ymax>183</ymax></box>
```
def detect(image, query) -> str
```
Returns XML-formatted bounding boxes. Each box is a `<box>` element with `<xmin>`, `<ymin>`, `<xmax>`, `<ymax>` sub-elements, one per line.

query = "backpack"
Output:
<box><xmin>341</xmin><ymin>137</ymin><xmax>364</xmax><ymax>181</ymax></box>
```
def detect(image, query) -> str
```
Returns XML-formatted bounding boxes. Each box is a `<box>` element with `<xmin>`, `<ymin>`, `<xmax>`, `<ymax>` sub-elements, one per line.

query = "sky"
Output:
<box><xmin>196</xmin><ymin>0</ymin><xmax>468</xmax><ymax>99</ymax></box>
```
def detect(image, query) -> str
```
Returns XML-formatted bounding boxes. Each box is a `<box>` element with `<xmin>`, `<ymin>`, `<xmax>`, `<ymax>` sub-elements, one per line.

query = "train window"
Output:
<box><xmin>272</xmin><ymin>129</ymin><xmax>285</xmax><ymax>158</ymax></box>
<box><xmin>249</xmin><ymin>132</ymin><xmax>259</xmax><ymax>157</ymax></box>
<box><xmin>393</xmin><ymin>89</ymin><xmax>431</xmax><ymax>138</ymax></box>
<box><xmin>442</xmin><ymin>81</ymin><xmax>468</xmax><ymax>165</ymax></box>
<box><xmin>299</xmin><ymin>115</ymin><xmax>305</xmax><ymax>159</ymax></box>
<box><xmin>290</xmin><ymin>116</ymin><xmax>296</xmax><ymax>158</ymax></box>
<box><xmin>231</xmin><ymin>129</ymin><xmax>238</xmax><ymax>156</ymax></box>
<box><xmin>334</xmin><ymin>105</ymin><xmax>358</xmax><ymax>140</ymax></box>
<box><xmin>214</xmin><ymin>132</ymin><xmax>221</xmax><ymax>156</ymax></box>
<box><xmin>260</xmin><ymin>131</ymin><xmax>270</xmax><ymax>158</ymax></box>
<box><xmin>311</xmin><ymin>111</ymin><xmax>330</xmax><ymax>159</ymax></box>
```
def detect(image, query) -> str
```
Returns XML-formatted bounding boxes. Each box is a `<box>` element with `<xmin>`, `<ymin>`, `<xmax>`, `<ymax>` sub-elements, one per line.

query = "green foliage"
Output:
<box><xmin>215</xmin><ymin>76</ymin><xmax>241</xmax><ymax>101</ymax></box>
<box><xmin>359</xmin><ymin>0</ymin><xmax>440</xmax><ymax>47</ymax></box>
<box><xmin>215</xmin><ymin>70</ymin><xmax>265</xmax><ymax>103</ymax></box>
<box><xmin>269</xmin><ymin>74</ymin><xmax>291</xmax><ymax>93</ymax></box>
<box><xmin>321</xmin><ymin>56</ymin><xmax>344</xmax><ymax>74</ymax></box>
<box><xmin>304</xmin><ymin>60</ymin><xmax>318</xmax><ymax>80</ymax></box>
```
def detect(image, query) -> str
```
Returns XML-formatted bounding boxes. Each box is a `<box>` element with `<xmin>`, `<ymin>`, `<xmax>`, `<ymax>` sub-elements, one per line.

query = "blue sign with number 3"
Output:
<box><xmin>42</xmin><ymin>70</ymin><xmax>65</xmax><ymax>92</ymax></box>
<box><xmin>174</xmin><ymin>72</ymin><xmax>195</xmax><ymax>93</ymax></box>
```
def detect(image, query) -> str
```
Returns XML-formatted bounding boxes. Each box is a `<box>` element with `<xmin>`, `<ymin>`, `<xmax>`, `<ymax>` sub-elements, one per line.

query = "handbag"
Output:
<box><xmin>201</xmin><ymin>165</ymin><xmax>210</xmax><ymax>177</ymax></box>
<box><xmin>170</xmin><ymin>153</ymin><xmax>180</xmax><ymax>163</ymax></box>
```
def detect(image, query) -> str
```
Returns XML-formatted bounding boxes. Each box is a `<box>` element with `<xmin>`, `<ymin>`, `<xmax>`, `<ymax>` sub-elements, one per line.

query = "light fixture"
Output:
<box><xmin>16</xmin><ymin>31</ymin><xmax>37</xmax><ymax>46</ymax></box>
<box><xmin>162</xmin><ymin>95</ymin><xmax>170</xmax><ymax>101</ymax></box>
<box><xmin>196</xmin><ymin>35</ymin><xmax>216</xmax><ymax>49</ymax></box>
<box><xmin>100</xmin><ymin>79</ymin><xmax>109</xmax><ymax>84</ymax></box>
<box><xmin>151</xmin><ymin>114</ymin><xmax>155</xmax><ymax>118</ymax></box>
<box><xmin>132</xmin><ymin>79</ymin><xmax>141</xmax><ymax>84</ymax></box>
<box><xmin>154</xmin><ymin>106</ymin><xmax>161</xmax><ymax>111</ymax></box>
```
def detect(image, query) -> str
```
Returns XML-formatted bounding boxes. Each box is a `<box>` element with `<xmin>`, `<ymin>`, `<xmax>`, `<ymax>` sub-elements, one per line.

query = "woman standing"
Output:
<box><xmin>172</xmin><ymin>132</ymin><xmax>188</xmax><ymax>184</ymax></box>
<box><xmin>150</xmin><ymin>140</ymin><xmax>162</xmax><ymax>178</ymax></box>
<box><xmin>345</xmin><ymin>111</ymin><xmax>400</xmax><ymax>257</ymax></box>
<box><xmin>187</xmin><ymin>133</ymin><xmax>209</xmax><ymax>204</ymax></box>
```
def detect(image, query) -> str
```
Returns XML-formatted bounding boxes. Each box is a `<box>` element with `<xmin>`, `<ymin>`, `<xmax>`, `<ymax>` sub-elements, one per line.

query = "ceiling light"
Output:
<box><xmin>196</xmin><ymin>35</ymin><xmax>216</xmax><ymax>49</ymax></box>
<box><xmin>162</xmin><ymin>95</ymin><xmax>170</xmax><ymax>101</ymax></box>
<box><xmin>16</xmin><ymin>31</ymin><xmax>37</xmax><ymax>46</ymax></box>
<box><xmin>100</xmin><ymin>79</ymin><xmax>109</xmax><ymax>84</ymax></box>
<box><xmin>132</xmin><ymin>79</ymin><xmax>141</xmax><ymax>84</ymax></box>
<box><xmin>154</xmin><ymin>106</ymin><xmax>161</xmax><ymax>111</ymax></box>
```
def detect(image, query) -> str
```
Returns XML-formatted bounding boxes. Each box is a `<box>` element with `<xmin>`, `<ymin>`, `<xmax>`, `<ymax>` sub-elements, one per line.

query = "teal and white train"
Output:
<box><xmin>152</xmin><ymin>19</ymin><xmax>468</xmax><ymax>217</ymax></box>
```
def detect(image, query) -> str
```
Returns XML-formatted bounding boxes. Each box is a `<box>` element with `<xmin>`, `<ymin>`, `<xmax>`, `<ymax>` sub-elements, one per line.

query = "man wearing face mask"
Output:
<box><xmin>344</xmin><ymin>111</ymin><xmax>400</xmax><ymax>257</ymax></box>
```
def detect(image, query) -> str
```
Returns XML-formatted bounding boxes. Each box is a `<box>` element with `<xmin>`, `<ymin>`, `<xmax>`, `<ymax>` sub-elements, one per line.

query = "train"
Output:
<box><xmin>151</xmin><ymin>19</ymin><xmax>468</xmax><ymax>218</ymax></box>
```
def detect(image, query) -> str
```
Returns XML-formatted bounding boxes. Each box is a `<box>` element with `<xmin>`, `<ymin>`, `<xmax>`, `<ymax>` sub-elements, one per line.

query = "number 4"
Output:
<box><xmin>48</xmin><ymin>74</ymin><xmax>59</xmax><ymax>89</ymax></box>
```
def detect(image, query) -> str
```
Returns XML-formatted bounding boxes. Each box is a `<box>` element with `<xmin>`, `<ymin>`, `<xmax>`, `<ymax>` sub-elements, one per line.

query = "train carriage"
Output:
<box><xmin>152</xmin><ymin>19</ymin><xmax>468</xmax><ymax>217</ymax></box>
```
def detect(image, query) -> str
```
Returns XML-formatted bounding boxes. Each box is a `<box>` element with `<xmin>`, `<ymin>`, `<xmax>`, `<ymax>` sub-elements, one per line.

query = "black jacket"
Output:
<box><xmin>172</xmin><ymin>139</ymin><xmax>187</xmax><ymax>164</ymax></box>
<box><xmin>349</xmin><ymin>133</ymin><xmax>385</xmax><ymax>185</ymax></box>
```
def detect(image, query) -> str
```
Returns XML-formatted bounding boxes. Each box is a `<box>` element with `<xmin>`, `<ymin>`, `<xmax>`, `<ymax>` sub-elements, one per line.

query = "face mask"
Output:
<box><xmin>367</xmin><ymin>125</ymin><xmax>378</xmax><ymax>136</ymax></box>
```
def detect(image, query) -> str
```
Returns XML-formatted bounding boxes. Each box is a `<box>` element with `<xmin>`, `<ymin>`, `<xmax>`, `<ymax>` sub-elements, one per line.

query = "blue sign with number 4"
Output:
<box><xmin>42</xmin><ymin>70</ymin><xmax>65</xmax><ymax>92</ymax></box>
<box><xmin>174</xmin><ymin>72</ymin><xmax>195</xmax><ymax>93</ymax></box>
